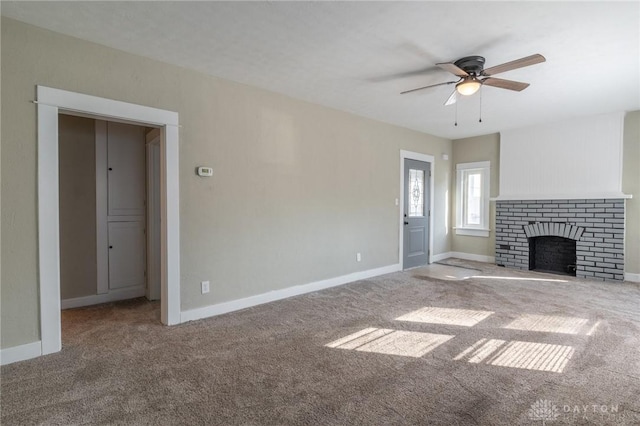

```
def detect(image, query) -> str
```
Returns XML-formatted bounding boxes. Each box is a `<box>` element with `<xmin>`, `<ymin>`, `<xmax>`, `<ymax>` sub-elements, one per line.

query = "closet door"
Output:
<box><xmin>107</xmin><ymin>122</ymin><xmax>146</xmax><ymax>217</ymax></box>
<box><xmin>108</xmin><ymin>221</ymin><xmax>146</xmax><ymax>290</ymax></box>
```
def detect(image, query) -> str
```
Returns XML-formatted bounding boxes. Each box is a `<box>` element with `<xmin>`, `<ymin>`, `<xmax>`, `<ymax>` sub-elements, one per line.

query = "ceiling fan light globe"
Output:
<box><xmin>456</xmin><ymin>80</ymin><xmax>481</xmax><ymax>96</ymax></box>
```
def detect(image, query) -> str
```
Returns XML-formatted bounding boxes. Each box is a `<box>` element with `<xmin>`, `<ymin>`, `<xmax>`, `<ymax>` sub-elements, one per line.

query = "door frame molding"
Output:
<box><xmin>146</xmin><ymin>128</ymin><xmax>162</xmax><ymax>301</ymax></box>
<box><xmin>37</xmin><ymin>86</ymin><xmax>181</xmax><ymax>356</ymax></box>
<box><xmin>399</xmin><ymin>150</ymin><xmax>435</xmax><ymax>269</ymax></box>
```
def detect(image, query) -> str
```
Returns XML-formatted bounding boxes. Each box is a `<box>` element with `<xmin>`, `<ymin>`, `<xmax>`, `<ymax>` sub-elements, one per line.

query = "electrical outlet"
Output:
<box><xmin>356</xmin><ymin>252</ymin><xmax>362</xmax><ymax>262</ymax></box>
<box><xmin>201</xmin><ymin>281</ymin><xmax>210</xmax><ymax>294</ymax></box>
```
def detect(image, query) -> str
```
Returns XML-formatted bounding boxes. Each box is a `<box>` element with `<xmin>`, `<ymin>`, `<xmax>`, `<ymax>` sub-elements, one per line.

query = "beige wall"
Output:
<box><xmin>623</xmin><ymin>111</ymin><xmax>640</xmax><ymax>275</ymax></box>
<box><xmin>58</xmin><ymin>115</ymin><xmax>97</xmax><ymax>299</ymax></box>
<box><xmin>450</xmin><ymin>133</ymin><xmax>500</xmax><ymax>258</ymax></box>
<box><xmin>0</xmin><ymin>18</ymin><xmax>452</xmax><ymax>349</ymax></box>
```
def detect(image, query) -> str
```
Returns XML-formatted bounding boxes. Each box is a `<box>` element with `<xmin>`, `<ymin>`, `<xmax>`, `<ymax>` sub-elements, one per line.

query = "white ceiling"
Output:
<box><xmin>3</xmin><ymin>1</ymin><xmax>639</xmax><ymax>139</ymax></box>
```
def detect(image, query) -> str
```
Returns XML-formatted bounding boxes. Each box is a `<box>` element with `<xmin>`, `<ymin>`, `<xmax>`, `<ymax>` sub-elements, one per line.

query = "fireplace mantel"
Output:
<box><xmin>492</xmin><ymin>193</ymin><xmax>632</xmax><ymax>201</ymax></box>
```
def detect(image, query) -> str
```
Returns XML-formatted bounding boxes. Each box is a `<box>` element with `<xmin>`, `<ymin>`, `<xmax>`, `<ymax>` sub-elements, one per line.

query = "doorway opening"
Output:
<box><xmin>37</xmin><ymin>86</ymin><xmax>181</xmax><ymax>358</ymax></box>
<box><xmin>399</xmin><ymin>150</ymin><xmax>435</xmax><ymax>270</ymax></box>
<box><xmin>58</xmin><ymin>116</ymin><xmax>162</xmax><ymax>315</ymax></box>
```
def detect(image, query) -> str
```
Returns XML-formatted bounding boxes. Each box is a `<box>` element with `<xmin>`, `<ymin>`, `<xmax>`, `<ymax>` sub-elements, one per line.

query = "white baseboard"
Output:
<box><xmin>625</xmin><ymin>273</ymin><xmax>640</xmax><ymax>283</ymax></box>
<box><xmin>0</xmin><ymin>341</ymin><xmax>42</xmax><ymax>366</ymax></box>
<box><xmin>432</xmin><ymin>251</ymin><xmax>495</xmax><ymax>264</ymax></box>
<box><xmin>431</xmin><ymin>252</ymin><xmax>452</xmax><ymax>263</ymax></box>
<box><xmin>181</xmin><ymin>263</ymin><xmax>401</xmax><ymax>323</ymax></box>
<box><xmin>61</xmin><ymin>287</ymin><xmax>146</xmax><ymax>310</ymax></box>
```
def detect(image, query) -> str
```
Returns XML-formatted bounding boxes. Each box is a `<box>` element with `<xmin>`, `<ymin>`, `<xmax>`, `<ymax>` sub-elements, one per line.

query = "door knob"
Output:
<box><xmin>109</xmin><ymin>246</ymin><xmax>113</xmax><ymax>249</ymax></box>
<box><xmin>404</xmin><ymin>221</ymin><xmax>409</xmax><ymax>225</ymax></box>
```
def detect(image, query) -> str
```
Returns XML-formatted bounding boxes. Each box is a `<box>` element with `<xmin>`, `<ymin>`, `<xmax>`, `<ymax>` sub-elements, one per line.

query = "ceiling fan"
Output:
<box><xmin>401</xmin><ymin>54</ymin><xmax>546</xmax><ymax>105</ymax></box>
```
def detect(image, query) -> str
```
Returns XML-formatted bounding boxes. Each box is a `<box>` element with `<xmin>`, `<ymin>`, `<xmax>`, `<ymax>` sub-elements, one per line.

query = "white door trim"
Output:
<box><xmin>37</xmin><ymin>86</ymin><xmax>181</xmax><ymax>356</ymax></box>
<box><xmin>399</xmin><ymin>150</ymin><xmax>435</xmax><ymax>269</ymax></box>
<box><xmin>146</xmin><ymin>129</ymin><xmax>161</xmax><ymax>301</ymax></box>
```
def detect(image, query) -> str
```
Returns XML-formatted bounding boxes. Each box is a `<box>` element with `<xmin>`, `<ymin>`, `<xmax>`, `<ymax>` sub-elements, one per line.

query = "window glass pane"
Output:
<box><xmin>408</xmin><ymin>169</ymin><xmax>424</xmax><ymax>217</ymax></box>
<box><xmin>465</xmin><ymin>172</ymin><xmax>482</xmax><ymax>225</ymax></box>
<box><xmin>456</xmin><ymin>162</ymin><xmax>490</xmax><ymax>233</ymax></box>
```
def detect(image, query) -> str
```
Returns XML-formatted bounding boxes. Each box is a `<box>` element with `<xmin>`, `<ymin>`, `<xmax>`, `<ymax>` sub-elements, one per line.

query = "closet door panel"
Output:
<box><xmin>108</xmin><ymin>221</ymin><xmax>146</xmax><ymax>290</ymax></box>
<box><xmin>107</xmin><ymin>122</ymin><xmax>146</xmax><ymax>216</ymax></box>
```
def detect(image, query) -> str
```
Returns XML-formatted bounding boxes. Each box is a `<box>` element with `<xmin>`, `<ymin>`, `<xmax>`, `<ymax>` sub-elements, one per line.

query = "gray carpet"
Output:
<box><xmin>2</xmin><ymin>261</ymin><xmax>640</xmax><ymax>425</ymax></box>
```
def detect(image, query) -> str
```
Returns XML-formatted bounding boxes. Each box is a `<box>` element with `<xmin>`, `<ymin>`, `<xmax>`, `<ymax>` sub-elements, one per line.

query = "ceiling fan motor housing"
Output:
<box><xmin>454</xmin><ymin>56</ymin><xmax>486</xmax><ymax>75</ymax></box>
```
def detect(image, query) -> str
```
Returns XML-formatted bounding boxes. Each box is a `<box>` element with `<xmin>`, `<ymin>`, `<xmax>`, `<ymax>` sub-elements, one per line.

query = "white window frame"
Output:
<box><xmin>455</xmin><ymin>161</ymin><xmax>490</xmax><ymax>237</ymax></box>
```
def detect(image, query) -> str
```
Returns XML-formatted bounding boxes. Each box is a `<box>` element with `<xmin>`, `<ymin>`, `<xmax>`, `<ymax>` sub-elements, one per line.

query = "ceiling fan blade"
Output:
<box><xmin>368</xmin><ymin>66</ymin><xmax>440</xmax><ymax>82</ymax></box>
<box><xmin>444</xmin><ymin>89</ymin><xmax>457</xmax><ymax>106</ymax></box>
<box><xmin>436</xmin><ymin>62</ymin><xmax>469</xmax><ymax>77</ymax></box>
<box><xmin>482</xmin><ymin>77</ymin><xmax>530</xmax><ymax>91</ymax></box>
<box><xmin>482</xmin><ymin>54</ymin><xmax>545</xmax><ymax>76</ymax></box>
<box><xmin>400</xmin><ymin>80</ymin><xmax>458</xmax><ymax>95</ymax></box>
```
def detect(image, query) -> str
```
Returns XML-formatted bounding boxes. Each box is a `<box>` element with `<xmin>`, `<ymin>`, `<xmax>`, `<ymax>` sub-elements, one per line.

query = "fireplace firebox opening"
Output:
<box><xmin>529</xmin><ymin>236</ymin><xmax>576</xmax><ymax>276</ymax></box>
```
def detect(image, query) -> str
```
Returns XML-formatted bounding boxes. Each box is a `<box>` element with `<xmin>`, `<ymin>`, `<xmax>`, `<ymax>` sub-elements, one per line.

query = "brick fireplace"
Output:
<box><xmin>495</xmin><ymin>199</ymin><xmax>625</xmax><ymax>281</ymax></box>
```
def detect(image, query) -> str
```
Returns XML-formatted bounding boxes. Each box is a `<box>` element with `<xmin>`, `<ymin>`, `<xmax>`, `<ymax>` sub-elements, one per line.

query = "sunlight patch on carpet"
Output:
<box><xmin>326</xmin><ymin>328</ymin><xmax>454</xmax><ymax>358</ymax></box>
<box><xmin>396</xmin><ymin>307</ymin><xmax>494</xmax><ymax>327</ymax></box>
<box><xmin>504</xmin><ymin>314</ymin><xmax>588</xmax><ymax>335</ymax></box>
<box><xmin>411</xmin><ymin>263</ymin><xmax>478</xmax><ymax>281</ymax></box>
<box><xmin>471</xmin><ymin>275</ymin><xmax>569</xmax><ymax>283</ymax></box>
<box><xmin>455</xmin><ymin>339</ymin><xmax>574</xmax><ymax>373</ymax></box>
<box><xmin>586</xmin><ymin>320</ymin><xmax>602</xmax><ymax>336</ymax></box>
<box><xmin>325</xmin><ymin>327</ymin><xmax>393</xmax><ymax>350</ymax></box>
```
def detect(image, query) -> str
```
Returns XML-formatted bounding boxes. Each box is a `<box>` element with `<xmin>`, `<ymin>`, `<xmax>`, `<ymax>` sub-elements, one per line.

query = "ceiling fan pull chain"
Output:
<box><xmin>454</xmin><ymin>101</ymin><xmax>458</xmax><ymax>127</ymax></box>
<box><xmin>479</xmin><ymin>87</ymin><xmax>483</xmax><ymax>123</ymax></box>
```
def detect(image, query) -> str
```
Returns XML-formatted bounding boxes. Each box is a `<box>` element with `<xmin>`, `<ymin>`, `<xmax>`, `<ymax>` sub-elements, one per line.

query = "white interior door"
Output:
<box><xmin>108</xmin><ymin>221</ymin><xmax>146</xmax><ymax>290</ymax></box>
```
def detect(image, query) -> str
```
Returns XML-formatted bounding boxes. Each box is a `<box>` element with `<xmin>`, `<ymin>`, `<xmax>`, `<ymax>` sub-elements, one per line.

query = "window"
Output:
<box><xmin>408</xmin><ymin>168</ymin><xmax>425</xmax><ymax>217</ymax></box>
<box><xmin>456</xmin><ymin>161</ymin><xmax>490</xmax><ymax>237</ymax></box>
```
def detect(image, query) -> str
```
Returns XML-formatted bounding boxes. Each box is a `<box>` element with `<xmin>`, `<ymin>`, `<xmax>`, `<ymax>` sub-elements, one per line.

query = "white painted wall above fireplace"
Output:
<box><xmin>498</xmin><ymin>112</ymin><xmax>629</xmax><ymax>200</ymax></box>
